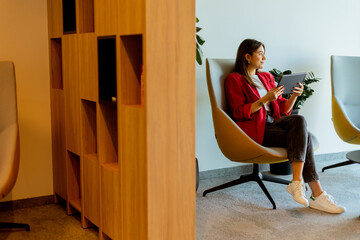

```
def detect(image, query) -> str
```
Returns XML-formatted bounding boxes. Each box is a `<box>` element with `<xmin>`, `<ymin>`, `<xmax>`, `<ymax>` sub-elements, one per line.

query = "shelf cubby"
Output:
<box><xmin>63</xmin><ymin>0</ymin><xmax>76</xmax><ymax>34</ymax></box>
<box><xmin>82</xmin><ymin>100</ymin><xmax>97</xmax><ymax>155</ymax></box>
<box><xmin>119</xmin><ymin>34</ymin><xmax>143</xmax><ymax>106</ymax></box>
<box><xmin>78</xmin><ymin>0</ymin><xmax>94</xmax><ymax>33</ymax></box>
<box><xmin>67</xmin><ymin>151</ymin><xmax>81</xmax><ymax>212</ymax></box>
<box><xmin>98</xmin><ymin>37</ymin><xmax>117</xmax><ymax>103</ymax></box>
<box><xmin>50</xmin><ymin>38</ymin><xmax>63</xmax><ymax>89</ymax></box>
<box><xmin>98</xmin><ymin>103</ymin><xmax>118</xmax><ymax>164</ymax></box>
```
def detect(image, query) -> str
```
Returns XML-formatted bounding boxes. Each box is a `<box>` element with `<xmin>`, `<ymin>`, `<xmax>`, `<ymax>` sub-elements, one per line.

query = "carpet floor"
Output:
<box><xmin>196</xmin><ymin>157</ymin><xmax>360</xmax><ymax>240</ymax></box>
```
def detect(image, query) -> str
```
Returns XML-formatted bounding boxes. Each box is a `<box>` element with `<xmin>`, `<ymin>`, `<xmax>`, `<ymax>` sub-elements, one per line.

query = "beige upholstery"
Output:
<box><xmin>0</xmin><ymin>61</ymin><xmax>20</xmax><ymax>199</ymax></box>
<box><xmin>206</xmin><ymin>58</ymin><xmax>288</xmax><ymax>163</ymax></box>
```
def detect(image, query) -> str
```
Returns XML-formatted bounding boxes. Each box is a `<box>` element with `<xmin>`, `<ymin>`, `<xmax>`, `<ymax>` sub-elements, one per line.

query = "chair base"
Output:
<box><xmin>202</xmin><ymin>164</ymin><xmax>290</xmax><ymax>209</ymax></box>
<box><xmin>322</xmin><ymin>150</ymin><xmax>360</xmax><ymax>172</ymax></box>
<box><xmin>0</xmin><ymin>222</ymin><xmax>30</xmax><ymax>231</ymax></box>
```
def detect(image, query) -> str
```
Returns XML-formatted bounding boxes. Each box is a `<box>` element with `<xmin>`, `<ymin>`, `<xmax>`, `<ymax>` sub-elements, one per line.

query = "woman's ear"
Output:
<box><xmin>245</xmin><ymin>53</ymin><xmax>251</xmax><ymax>64</ymax></box>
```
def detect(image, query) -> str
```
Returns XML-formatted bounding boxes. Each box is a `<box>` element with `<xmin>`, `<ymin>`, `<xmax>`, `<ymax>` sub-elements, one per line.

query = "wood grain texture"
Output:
<box><xmin>101</xmin><ymin>164</ymin><xmax>119</xmax><ymax>239</ymax></box>
<box><xmin>47</xmin><ymin>0</ymin><xmax>63</xmax><ymax>38</ymax></box>
<box><xmin>146</xmin><ymin>0</ymin><xmax>196</xmax><ymax>239</ymax></box>
<box><xmin>67</xmin><ymin>151</ymin><xmax>81</xmax><ymax>213</ymax></box>
<box><xmin>79</xmin><ymin>34</ymin><xmax>98</xmax><ymax>102</ymax></box>
<box><xmin>77</xmin><ymin>0</ymin><xmax>94</xmax><ymax>33</ymax></box>
<box><xmin>50</xmin><ymin>38</ymin><xmax>63</xmax><ymax>89</ymax></box>
<box><xmin>119</xmin><ymin>35</ymin><xmax>142</xmax><ymax>105</ymax></box>
<box><xmin>50</xmin><ymin>89</ymin><xmax>67</xmax><ymax>200</ymax></box>
<box><xmin>63</xmin><ymin>35</ymin><xmax>81</xmax><ymax>155</ymax></box>
<box><xmin>94</xmin><ymin>0</ymin><xmax>118</xmax><ymax>36</ymax></box>
<box><xmin>119</xmin><ymin>105</ymin><xmax>147</xmax><ymax>240</ymax></box>
<box><xmin>98</xmin><ymin>103</ymin><xmax>118</xmax><ymax>164</ymax></box>
<box><xmin>118</xmin><ymin>0</ymin><xmax>144</xmax><ymax>35</ymax></box>
<box><xmin>83</xmin><ymin>154</ymin><xmax>100</xmax><ymax>226</ymax></box>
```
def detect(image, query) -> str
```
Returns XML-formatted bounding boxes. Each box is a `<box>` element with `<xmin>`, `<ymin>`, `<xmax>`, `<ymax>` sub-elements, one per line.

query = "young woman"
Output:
<box><xmin>224</xmin><ymin>39</ymin><xmax>345</xmax><ymax>214</ymax></box>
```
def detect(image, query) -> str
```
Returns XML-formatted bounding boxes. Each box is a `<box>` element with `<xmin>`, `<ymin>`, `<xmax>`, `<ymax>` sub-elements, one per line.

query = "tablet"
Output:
<box><xmin>278</xmin><ymin>72</ymin><xmax>307</xmax><ymax>94</ymax></box>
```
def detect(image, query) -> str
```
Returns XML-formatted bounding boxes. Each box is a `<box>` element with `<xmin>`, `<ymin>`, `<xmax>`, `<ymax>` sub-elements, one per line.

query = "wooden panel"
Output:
<box><xmin>98</xmin><ymin>103</ymin><xmax>118</xmax><ymax>164</ymax></box>
<box><xmin>50</xmin><ymin>38</ymin><xmax>63</xmax><ymax>89</ymax></box>
<box><xmin>77</xmin><ymin>0</ymin><xmax>95</xmax><ymax>33</ymax></box>
<box><xmin>119</xmin><ymin>106</ymin><xmax>147</xmax><ymax>240</ymax></box>
<box><xmin>101</xmin><ymin>164</ymin><xmax>119</xmax><ymax>239</ymax></box>
<box><xmin>47</xmin><ymin>0</ymin><xmax>63</xmax><ymax>38</ymax></box>
<box><xmin>118</xmin><ymin>0</ymin><xmax>144</xmax><ymax>35</ymax></box>
<box><xmin>119</xmin><ymin>35</ymin><xmax>143</xmax><ymax>105</ymax></box>
<box><xmin>67</xmin><ymin>151</ymin><xmax>81</xmax><ymax>212</ymax></box>
<box><xmin>63</xmin><ymin>34</ymin><xmax>81</xmax><ymax>155</ymax></box>
<box><xmin>146</xmin><ymin>0</ymin><xmax>196</xmax><ymax>239</ymax></box>
<box><xmin>83</xmin><ymin>154</ymin><xmax>100</xmax><ymax>226</ymax></box>
<box><xmin>79</xmin><ymin>34</ymin><xmax>98</xmax><ymax>102</ymax></box>
<box><xmin>94</xmin><ymin>0</ymin><xmax>118</xmax><ymax>36</ymax></box>
<box><xmin>50</xmin><ymin>89</ymin><xmax>67</xmax><ymax>200</ymax></box>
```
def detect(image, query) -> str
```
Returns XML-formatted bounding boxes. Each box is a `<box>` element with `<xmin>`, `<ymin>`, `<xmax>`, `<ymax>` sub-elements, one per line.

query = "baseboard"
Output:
<box><xmin>0</xmin><ymin>195</ymin><xmax>54</xmax><ymax>212</ymax></box>
<box><xmin>199</xmin><ymin>151</ymin><xmax>348</xmax><ymax>180</ymax></box>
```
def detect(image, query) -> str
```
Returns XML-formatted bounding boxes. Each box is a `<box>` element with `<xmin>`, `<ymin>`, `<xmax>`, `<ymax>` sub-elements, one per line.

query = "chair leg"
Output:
<box><xmin>203</xmin><ymin>164</ymin><xmax>289</xmax><ymax>209</ymax></box>
<box><xmin>0</xmin><ymin>222</ymin><xmax>30</xmax><ymax>231</ymax></box>
<box><xmin>322</xmin><ymin>160</ymin><xmax>355</xmax><ymax>172</ymax></box>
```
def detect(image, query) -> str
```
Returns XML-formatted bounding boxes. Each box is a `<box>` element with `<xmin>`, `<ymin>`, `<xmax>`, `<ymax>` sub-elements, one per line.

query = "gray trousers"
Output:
<box><xmin>262</xmin><ymin>115</ymin><xmax>319</xmax><ymax>183</ymax></box>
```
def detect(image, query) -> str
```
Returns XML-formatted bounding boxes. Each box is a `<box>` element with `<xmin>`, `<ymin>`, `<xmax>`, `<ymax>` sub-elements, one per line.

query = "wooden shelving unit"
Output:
<box><xmin>47</xmin><ymin>0</ymin><xmax>195</xmax><ymax>239</ymax></box>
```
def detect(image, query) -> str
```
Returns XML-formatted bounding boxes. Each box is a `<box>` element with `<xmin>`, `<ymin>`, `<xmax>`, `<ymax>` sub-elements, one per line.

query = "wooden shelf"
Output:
<box><xmin>77</xmin><ymin>0</ymin><xmax>94</xmax><ymax>33</ymax></box>
<box><xmin>50</xmin><ymin>38</ymin><xmax>63</xmax><ymax>89</ymax></box>
<box><xmin>67</xmin><ymin>151</ymin><xmax>81</xmax><ymax>212</ymax></box>
<box><xmin>98</xmin><ymin>36</ymin><xmax>117</xmax><ymax>103</ymax></box>
<box><xmin>99</xmin><ymin>103</ymin><xmax>118</xmax><ymax>164</ymax></box>
<box><xmin>82</xmin><ymin>100</ymin><xmax>97</xmax><ymax>155</ymax></box>
<box><xmin>119</xmin><ymin>34</ymin><xmax>143</xmax><ymax>106</ymax></box>
<box><xmin>100</xmin><ymin>162</ymin><xmax>118</xmax><ymax>172</ymax></box>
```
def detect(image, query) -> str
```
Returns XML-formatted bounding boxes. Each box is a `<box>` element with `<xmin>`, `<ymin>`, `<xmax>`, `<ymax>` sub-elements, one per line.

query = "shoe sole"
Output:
<box><xmin>309</xmin><ymin>204</ymin><xmax>345</xmax><ymax>214</ymax></box>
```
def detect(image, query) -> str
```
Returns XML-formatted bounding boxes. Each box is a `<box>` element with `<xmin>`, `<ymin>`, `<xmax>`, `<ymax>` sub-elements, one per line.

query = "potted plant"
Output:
<box><xmin>268</xmin><ymin>69</ymin><xmax>321</xmax><ymax>175</ymax></box>
<box><xmin>196</xmin><ymin>17</ymin><xmax>205</xmax><ymax>65</ymax></box>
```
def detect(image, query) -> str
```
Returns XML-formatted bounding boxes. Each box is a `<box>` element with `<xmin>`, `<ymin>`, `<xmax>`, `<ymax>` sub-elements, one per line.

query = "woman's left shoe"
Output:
<box><xmin>309</xmin><ymin>191</ymin><xmax>346</xmax><ymax>214</ymax></box>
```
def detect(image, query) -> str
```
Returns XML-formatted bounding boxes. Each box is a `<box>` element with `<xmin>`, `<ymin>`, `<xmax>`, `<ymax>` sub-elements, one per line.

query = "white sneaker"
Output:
<box><xmin>309</xmin><ymin>191</ymin><xmax>346</xmax><ymax>214</ymax></box>
<box><xmin>286</xmin><ymin>180</ymin><xmax>308</xmax><ymax>206</ymax></box>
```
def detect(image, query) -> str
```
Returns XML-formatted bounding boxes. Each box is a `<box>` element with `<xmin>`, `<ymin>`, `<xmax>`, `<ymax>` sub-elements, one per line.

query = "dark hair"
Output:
<box><xmin>234</xmin><ymin>39</ymin><xmax>265</xmax><ymax>87</ymax></box>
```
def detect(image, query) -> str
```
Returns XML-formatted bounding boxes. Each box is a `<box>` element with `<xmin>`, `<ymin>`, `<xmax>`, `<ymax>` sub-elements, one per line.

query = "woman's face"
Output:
<box><xmin>246</xmin><ymin>45</ymin><xmax>266</xmax><ymax>70</ymax></box>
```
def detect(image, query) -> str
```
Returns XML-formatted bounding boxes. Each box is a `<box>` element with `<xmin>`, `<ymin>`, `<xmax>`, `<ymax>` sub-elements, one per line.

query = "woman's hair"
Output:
<box><xmin>234</xmin><ymin>39</ymin><xmax>265</xmax><ymax>87</ymax></box>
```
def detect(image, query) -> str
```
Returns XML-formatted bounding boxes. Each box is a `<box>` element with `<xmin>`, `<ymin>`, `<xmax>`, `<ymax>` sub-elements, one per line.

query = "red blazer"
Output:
<box><xmin>225</xmin><ymin>71</ymin><xmax>291</xmax><ymax>144</ymax></box>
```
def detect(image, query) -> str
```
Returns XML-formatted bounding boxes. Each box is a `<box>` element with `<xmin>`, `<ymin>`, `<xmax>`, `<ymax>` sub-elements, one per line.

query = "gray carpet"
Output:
<box><xmin>196</xmin><ymin>157</ymin><xmax>360</xmax><ymax>240</ymax></box>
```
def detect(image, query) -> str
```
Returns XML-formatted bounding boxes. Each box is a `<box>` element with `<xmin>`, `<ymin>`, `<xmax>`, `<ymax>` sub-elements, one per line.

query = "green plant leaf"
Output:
<box><xmin>196</xmin><ymin>17</ymin><xmax>199</xmax><ymax>23</ymax></box>
<box><xmin>196</xmin><ymin>35</ymin><xmax>205</xmax><ymax>45</ymax></box>
<box><xmin>196</xmin><ymin>27</ymin><xmax>202</xmax><ymax>33</ymax></box>
<box><xmin>196</xmin><ymin>47</ymin><xmax>202</xmax><ymax>65</ymax></box>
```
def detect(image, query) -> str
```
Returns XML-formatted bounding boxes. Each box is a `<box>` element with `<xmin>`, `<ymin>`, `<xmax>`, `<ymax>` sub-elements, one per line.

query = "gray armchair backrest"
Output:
<box><xmin>0</xmin><ymin>62</ymin><xmax>18</xmax><ymax>131</ymax></box>
<box><xmin>331</xmin><ymin>55</ymin><xmax>360</xmax><ymax>129</ymax></box>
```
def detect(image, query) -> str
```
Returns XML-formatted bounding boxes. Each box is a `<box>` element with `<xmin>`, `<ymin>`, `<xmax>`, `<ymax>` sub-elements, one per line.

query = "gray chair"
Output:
<box><xmin>322</xmin><ymin>55</ymin><xmax>360</xmax><ymax>172</ymax></box>
<box><xmin>0</xmin><ymin>61</ymin><xmax>30</xmax><ymax>231</ymax></box>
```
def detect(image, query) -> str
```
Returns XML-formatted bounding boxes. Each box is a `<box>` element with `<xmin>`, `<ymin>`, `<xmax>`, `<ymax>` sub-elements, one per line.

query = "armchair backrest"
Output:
<box><xmin>0</xmin><ymin>61</ymin><xmax>20</xmax><ymax>199</ymax></box>
<box><xmin>331</xmin><ymin>56</ymin><xmax>360</xmax><ymax>144</ymax></box>
<box><xmin>205</xmin><ymin>58</ymin><xmax>287</xmax><ymax>163</ymax></box>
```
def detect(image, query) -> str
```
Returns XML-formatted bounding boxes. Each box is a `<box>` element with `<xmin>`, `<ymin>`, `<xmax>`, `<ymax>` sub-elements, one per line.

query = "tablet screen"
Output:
<box><xmin>278</xmin><ymin>72</ymin><xmax>307</xmax><ymax>94</ymax></box>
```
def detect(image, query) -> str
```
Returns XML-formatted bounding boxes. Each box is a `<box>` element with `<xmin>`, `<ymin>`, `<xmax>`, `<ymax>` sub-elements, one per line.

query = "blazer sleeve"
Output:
<box><xmin>225</xmin><ymin>74</ymin><xmax>253</xmax><ymax>121</ymax></box>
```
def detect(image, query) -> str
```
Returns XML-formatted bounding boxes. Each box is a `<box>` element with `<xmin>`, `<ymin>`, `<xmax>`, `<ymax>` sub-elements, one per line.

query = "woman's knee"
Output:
<box><xmin>291</xmin><ymin>115</ymin><xmax>307</xmax><ymax>128</ymax></box>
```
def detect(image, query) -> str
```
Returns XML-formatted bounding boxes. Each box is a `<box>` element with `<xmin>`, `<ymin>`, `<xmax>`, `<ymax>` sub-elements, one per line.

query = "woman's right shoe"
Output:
<box><xmin>286</xmin><ymin>181</ymin><xmax>308</xmax><ymax>206</ymax></box>
<box><xmin>309</xmin><ymin>191</ymin><xmax>346</xmax><ymax>214</ymax></box>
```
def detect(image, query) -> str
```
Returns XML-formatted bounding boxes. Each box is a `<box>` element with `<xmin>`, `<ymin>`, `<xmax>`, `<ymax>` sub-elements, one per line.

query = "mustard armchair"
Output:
<box><xmin>0</xmin><ymin>62</ymin><xmax>30</xmax><ymax>231</ymax></box>
<box><xmin>322</xmin><ymin>55</ymin><xmax>360</xmax><ymax>172</ymax></box>
<box><xmin>204</xmin><ymin>58</ymin><xmax>293</xmax><ymax>209</ymax></box>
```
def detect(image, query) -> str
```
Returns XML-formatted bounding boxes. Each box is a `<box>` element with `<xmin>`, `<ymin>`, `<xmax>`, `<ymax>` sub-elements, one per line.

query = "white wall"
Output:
<box><xmin>196</xmin><ymin>0</ymin><xmax>360</xmax><ymax>171</ymax></box>
<box><xmin>0</xmin><ymin>0</ymin><xmax>53</xmax><ymax>201</ymax></box>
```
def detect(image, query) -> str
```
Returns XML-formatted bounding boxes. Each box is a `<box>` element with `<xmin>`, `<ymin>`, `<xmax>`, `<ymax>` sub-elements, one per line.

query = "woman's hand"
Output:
<box><xmin>263</xmin><ymin>85</ymin><xmax>285</xmax><ymax>102</ymax></box>
<box><xmin>292</xmin><ymin>82</ymin><xmax>304</xmax><ymax>97</ymax></box>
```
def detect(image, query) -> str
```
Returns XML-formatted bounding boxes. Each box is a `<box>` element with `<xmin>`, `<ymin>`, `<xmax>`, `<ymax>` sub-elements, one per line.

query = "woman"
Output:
<box><xmin>225</xmin><ymin>39</ymin><xmax>345</xmax><ymax>214</ymax></box>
